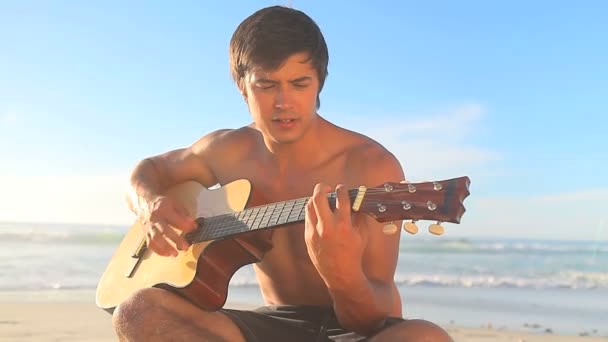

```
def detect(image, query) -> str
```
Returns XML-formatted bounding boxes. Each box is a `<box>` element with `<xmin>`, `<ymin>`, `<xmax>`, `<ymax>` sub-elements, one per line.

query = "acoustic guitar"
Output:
<box><xmin>96</xmin><ymin>176</ymin><xmax>470</xmax><ymax>312</ymax></box>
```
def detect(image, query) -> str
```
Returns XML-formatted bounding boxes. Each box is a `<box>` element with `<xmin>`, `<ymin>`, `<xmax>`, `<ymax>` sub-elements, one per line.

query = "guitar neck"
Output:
<box><xmin>185</xmin><ymin>190</ymin><xmax>356</xmax><ymax>243</ymax></box>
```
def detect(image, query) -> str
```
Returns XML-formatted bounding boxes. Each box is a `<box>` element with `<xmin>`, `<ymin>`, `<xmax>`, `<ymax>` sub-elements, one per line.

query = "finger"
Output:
<box><xmin>174</xmin><ymin>203</ymin><xmax>198</xmax><ymax>232</ymax></box>
<box><xmin>304</xmin><ymin>198</ymin><xmax>318</xmax><ymax>242</ymax></box>
<box><xmin>305</xmin><ymin>198</ymin><xmax>318</xmax><ymax>227</ymax></box>
<box><xmin>311</xmin><ymin>183</ymin><xmax>333</xmax><ymax>223</ymax></box>
<box><xmin>156</xmin><ymin>221</ymin><xmax>189</xmax><ymax>252</ymax></box>
<box><xmin>149</xmin><ymin>238</ymin><xmax>174</xmax><ymax>257</ymax></box>
<box><xmin>334</xmin><ymin>184</ymin><xmax>352</xmax><ymax>225</ymax></box>
<box><xmin>148</xmin><ymin>224</ymin><xmax>178</xmax><ymax>257</ymax></box>
<box><xmin>167</xmin><ymin>204</ymin><xmax>197</xmax><ymax>233</ymax></box>
<box><xmin>144</xmin><ymin>225</ymin><xmax>153</xmax><ymax>249</ymax></box>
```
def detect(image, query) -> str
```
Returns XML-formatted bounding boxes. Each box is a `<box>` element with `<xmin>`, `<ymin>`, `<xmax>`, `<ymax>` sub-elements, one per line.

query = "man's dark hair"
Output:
<box><xmin>230</xmin><ymin>6</ymin><xmax>329</xmax><ymax>109</ymax></box>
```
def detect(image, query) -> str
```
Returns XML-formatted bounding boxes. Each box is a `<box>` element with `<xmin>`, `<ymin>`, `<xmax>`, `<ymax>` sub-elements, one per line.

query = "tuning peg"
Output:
<box><xmin>382</xmin><ymin>222</ymin><xmax>399</xmax><ymax>235</ymax></box>
<box><xmin>402</xmin><ymin>221</ymin><xmax>419</xmax><ymax>234</ymax></box>
<box><xmin>428</xmin><ymin>222</ymin><xmax>445</xmax><ymax>236</ymax></box>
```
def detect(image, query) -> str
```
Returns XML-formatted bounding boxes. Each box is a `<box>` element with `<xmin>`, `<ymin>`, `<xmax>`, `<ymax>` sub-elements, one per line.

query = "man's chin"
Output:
<box><xmin>272</xmin><ymin>137</ymin><xmax>299</xmax><ymax>145</ymax></box>
<box><xmin>269</xmin><ymin>132</ymin><xmax>302</xmax><ymax>145</ymax></box>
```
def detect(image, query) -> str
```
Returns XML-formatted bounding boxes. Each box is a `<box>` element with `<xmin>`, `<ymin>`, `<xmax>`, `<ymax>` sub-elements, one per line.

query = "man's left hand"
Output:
<box><xmin>304</xmin><ymin>183</ymin><xmax>365</xmax><ymax>290</ymax></box>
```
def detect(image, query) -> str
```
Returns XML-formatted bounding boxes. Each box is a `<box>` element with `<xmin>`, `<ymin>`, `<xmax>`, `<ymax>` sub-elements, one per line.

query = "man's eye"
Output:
<box><xmin>256</xmin><ymin>83</ymin><xmax>274</xmax><ymax>89</ymax></box>
<box><xmin>294</xmin><ymin>83</ymin><xmax>308</xmax><ymax>89</ymax></box>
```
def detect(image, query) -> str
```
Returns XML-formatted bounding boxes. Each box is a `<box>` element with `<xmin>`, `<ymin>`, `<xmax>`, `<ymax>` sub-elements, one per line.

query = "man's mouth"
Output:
<box><xmin>272</xmin><ymin>118</ymin><xmax>298</xmax><ymax>128</ymax></box>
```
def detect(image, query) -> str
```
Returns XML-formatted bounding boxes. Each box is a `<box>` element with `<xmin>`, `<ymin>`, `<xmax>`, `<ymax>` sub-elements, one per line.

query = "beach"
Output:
<box><xmin>1</xmin><ymin>293</ymin><xmax>607</xmax><ymax>342</ymax></box>
<box><xmin>1</xmin><ymin>222</ymin><xmax>607</xmax><ymax>341</ymax></box>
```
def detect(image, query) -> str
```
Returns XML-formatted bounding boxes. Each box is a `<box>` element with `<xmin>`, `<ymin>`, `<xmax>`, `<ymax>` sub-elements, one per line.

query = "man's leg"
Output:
<box><xmin>369</xmin><ymin>319</ymin><xmax>453</xmax><ymax>342</ymax></box>
<box><xmin>112</xmin><ymin>287</ymin><xmax>246</xmax><ymax>342</ymax></box>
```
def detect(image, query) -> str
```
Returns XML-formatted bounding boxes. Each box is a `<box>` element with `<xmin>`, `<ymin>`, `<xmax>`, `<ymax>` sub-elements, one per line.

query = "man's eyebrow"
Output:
<box><xmin>290</xmin><ymin>76</ymin><xmax>312</xmax><ymax>83</ymax></box>
<box><xmin>255</xmin><ymin>76</ymin><xmax>312</xmax><ymax>83</ymax></box>
<box><xmin>256</xmin><ymin>78</ymin><xmax>278</xmax><ymax>84</ymax></box>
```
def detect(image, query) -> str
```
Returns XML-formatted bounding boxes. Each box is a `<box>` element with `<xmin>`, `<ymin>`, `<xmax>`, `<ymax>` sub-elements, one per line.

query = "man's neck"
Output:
<box><xmin>262</xmin><ymin>117</ymin><xmax>330</xmax><ymax>176</ymax></box>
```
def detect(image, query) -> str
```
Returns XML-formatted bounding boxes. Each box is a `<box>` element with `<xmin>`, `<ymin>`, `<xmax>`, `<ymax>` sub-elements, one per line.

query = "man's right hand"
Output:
<box><xmin>139</xmin><ymin>195</ymin><xmax>197</xmax><ymax>257</ymax></box>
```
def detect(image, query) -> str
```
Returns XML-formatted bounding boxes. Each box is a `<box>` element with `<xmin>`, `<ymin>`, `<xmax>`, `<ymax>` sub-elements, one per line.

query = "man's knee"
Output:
<box><xmin>371</xmin><ymin>319</ymin><xmax>453</xmax><ymax>342</ymax></box>
<box><xmin>112</xmin><ymin>287</ymin><xmax>175</xmax><ymax>334</ymax></box>
<box><xmin>111</xmin><ymin>287</ymin><xmax>245</xmax><ymax>341</ymax></box>
<box><xmin>113</xmin><ymin>288</ymin><xmax>152</xmax><ymax>331</ymax></box>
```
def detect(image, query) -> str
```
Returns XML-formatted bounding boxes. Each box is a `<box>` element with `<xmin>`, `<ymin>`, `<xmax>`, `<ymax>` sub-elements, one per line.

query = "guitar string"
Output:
<box><xmin>196</xmin><ymin>186</ymin><xmax>451</xmax><ymax>227</ymax></box>
<box><xmin>187</xmin><ymin>187</ymin><xmax>452</xmax><ymax>242</ymax></box>
<box><xmin>198</xmin><ymin>186</ymin><xmax>450</xmax><ymax>227</ymax></box>
<box><xmin>186</xmin><ymin>198</ymin><xmax>448</xmax><ymax>243</ymax></box>
<box><xmin>185</xmin><ymin>186</ymin><xmax>457</xmax><ymax>242</ymax></box>
<box><xmin>188</xmin><ymin>200</ymin><xmax>307</xmax><ymax>242</ymax></box>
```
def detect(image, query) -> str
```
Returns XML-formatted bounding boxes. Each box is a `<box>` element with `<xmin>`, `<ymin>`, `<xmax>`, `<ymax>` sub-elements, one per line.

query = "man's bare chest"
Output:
<box><xmin>211</xmin><ymin>159</ymin><xmax>346</xmax><ymax>259</ymax></box>
<box><xmin>217</xmin><ymin>159</ymin><xmax>351</xmax><ymax>208</ymax></box>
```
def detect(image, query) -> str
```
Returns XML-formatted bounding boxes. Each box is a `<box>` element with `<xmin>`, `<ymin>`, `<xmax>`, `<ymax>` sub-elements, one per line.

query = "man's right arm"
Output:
<box><xmin>126</xmin><ymin>129</ymin><xmax>233</xmax><ymax>256</ymax></box>
<box><xmin>127</xmin><ymin>129</ymin><xmax>229</xmax><ymax>213</ymax></box>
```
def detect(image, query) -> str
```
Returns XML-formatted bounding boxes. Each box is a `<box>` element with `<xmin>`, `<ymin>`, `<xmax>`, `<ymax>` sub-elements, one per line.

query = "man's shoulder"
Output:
<box><xmin>204</xmin><ymin>125</ymin><xmax>258</xmax><ymax>142</ymax></box>
<box><xmin>194</xmin><ymin>125</ymin><xmax>260</xmax><ymax>152</ymax></box>
<box><xmin>336</xmin><ymin>128</ymin><xmax>393</xmax><ymax>162</ymax></box>
<box><xmin>337</xmin><ymin>128</ymin><xmax>404</xmax><ymax>184</ymax></box>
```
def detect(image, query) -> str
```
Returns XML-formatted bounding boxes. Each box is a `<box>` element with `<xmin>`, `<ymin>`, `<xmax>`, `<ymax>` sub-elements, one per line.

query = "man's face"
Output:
<box><xmin>241</xmin><ymin>52</ymin><xmax>320</xmax><ymax>144</ymax></box>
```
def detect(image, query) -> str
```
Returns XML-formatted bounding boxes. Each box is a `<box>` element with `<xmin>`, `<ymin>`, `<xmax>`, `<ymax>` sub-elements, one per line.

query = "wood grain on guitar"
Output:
<box><xmin>95</xmin><ymin>177</ymin><xmax>471</xmax><ymax>312</ymax></box>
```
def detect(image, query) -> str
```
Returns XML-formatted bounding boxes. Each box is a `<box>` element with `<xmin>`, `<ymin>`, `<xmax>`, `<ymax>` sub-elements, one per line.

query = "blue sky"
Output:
<box><xmin>1</xmin><ymin>1</ymin><xmax>606</xmax><ymax>240</ymax></box>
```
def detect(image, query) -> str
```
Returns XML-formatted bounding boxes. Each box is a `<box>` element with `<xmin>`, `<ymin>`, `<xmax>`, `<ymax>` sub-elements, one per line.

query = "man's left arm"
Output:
<box><xmin>305</xmin><ymin>148</ymin><xmax>405</xmax><ymax>336</ymax></box>
<box><xmin>328</xmin><ymin>216</ymin><xmax>402</xmax><ymax>334</ymax></box>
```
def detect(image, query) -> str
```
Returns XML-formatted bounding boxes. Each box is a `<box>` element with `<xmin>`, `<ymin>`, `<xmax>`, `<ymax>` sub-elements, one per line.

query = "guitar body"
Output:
<box><xmin>96</xmin><ymin>179</ymin><xmax>273</xmax><ymax>312</ymax></box>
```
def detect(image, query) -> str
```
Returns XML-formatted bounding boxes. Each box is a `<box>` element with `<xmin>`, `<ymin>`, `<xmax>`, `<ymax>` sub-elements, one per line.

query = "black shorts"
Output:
<box><xmin>220</xmin><ymin>305</ymin><xmax>405</xmax><ymax>342</ymax></box>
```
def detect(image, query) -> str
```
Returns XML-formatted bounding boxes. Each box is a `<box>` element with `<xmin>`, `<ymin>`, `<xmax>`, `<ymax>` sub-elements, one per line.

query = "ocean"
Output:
<box><xmin>1</xmin><ymin>221</ymin><xmax>606</xmax><ymax>336</ymax></box>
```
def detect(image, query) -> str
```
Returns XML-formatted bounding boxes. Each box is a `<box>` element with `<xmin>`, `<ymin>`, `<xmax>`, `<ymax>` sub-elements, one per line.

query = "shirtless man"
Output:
<box><xmin>112</xmin><ymin>6</ymin><xmax>452</xmax><ymax>342</ymax></box>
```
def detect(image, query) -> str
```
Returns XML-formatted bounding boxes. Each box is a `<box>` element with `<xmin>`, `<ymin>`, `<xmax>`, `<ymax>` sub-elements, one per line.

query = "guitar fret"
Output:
<box><xmin>278</xmin><ymin>213</ymin><xmax>289</xmax><ymax>225</ymax></box>
<box><xmin>236</xmin><ymin>210</ymin><xmax>246</xmax><ymax>223</ymax></box>
<box><xmin>258</xmin><ymin>206</ymin><xmax>269</xmax><ymax>229</ymax></box>
<box><xmin>259</xmin><ymin>204</ymin><xmax>273</xmax><ymax>228</ymax></box>
<box><xmin>241</xmin><ymin>209</ymin><xmax>251</xmax><ymax>228</ymax></box>
<box><xmin>203</xmin><ymin>216</ymin><xmax>222</xmax><ymax>240</ymax></box>
<box><xmin>288</xmin><ymin>201</ymin><xmax>304</xmax><ymax>221</ymax></box>
<box><xmin>255</xmin><ymin>206</ymin><xmax>268</xmax><ymax>230</ymax></box>
<box><xmin>283</xmin><ymin>201</ymin><xmax>295</xmax><ymax>223</ymax></box>
<box><xmin>272</xmin><ymin>209</ymin><xmax>283</xmax><ymax>224</ymax></box>
<box><xmin>215</xmin><ymin>216</ymin><xmax>231</xmax><ymax>239</ymax></box>
<box><xmin>298</xmin><ymin>210</ymin><xmax>306</xmax><ymax>220</ymax></box>
<box><xmin>260</xmin><ymin>216</ymin><xmax>270</xmax><ymax>228</ymax></box>
<box><xmin>268</xmin><ymin>202</ymin><xmax>282</xmax><ymax>226</ymax></box>
<box><xmin>264</xmin><ymin>205</ymin><xmax>277</xmax><ymax>227</ymax></box>
<box><xmin>246</xmin><ymin>207</ymin><xmax>259</xmax><ymax>228</ymax></box>
<box><xmin>194</xmin><ymin>197</ymin><xmax>314</xmax><ymax>243</ymax></box>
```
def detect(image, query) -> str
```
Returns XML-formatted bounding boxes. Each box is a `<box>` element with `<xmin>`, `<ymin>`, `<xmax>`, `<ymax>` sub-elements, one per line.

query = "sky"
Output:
<box><xmin>0</xmin><ymin>1</ymin><xmax>607</xmax><ymax>240</ymax></box>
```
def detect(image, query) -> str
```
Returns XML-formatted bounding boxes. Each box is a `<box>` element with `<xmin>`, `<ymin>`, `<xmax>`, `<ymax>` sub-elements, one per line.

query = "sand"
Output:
<box><xmin>1</xmin><ymin>301</ymin><xmax>607</xmax><ymax>342</ymax></box>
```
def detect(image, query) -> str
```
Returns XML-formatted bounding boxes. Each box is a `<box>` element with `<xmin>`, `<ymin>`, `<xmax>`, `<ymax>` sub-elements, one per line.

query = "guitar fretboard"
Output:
<box><xmin>185</xmin><ymin>190</ymin><xmax>356</xmax><ymax>243</ymax></box>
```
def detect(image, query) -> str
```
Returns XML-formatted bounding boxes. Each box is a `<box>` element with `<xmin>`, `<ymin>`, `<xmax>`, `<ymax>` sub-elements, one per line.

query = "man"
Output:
<box><xmin>112</xmin><ymin>6</ymin><xmax>452</xmax><ymax>342</ymax></box>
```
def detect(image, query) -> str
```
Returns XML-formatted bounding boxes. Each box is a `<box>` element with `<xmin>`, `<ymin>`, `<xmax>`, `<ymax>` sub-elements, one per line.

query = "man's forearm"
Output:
<box><xmin>328</xmin><ymin>270</ymin><xmax>394</xmax><ymax>336</ymax></box>
<box><xmin>126</xmin><ymin>158</ymin><xmax>168</xmax><ymax>216</ymax></box>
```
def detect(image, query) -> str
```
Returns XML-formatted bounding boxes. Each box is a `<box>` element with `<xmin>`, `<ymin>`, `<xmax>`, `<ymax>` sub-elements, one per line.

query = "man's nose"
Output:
<box><xmin>274</xmin><ymin>88</ymin><xmax>293</xmax><ymax>111</ymax></box>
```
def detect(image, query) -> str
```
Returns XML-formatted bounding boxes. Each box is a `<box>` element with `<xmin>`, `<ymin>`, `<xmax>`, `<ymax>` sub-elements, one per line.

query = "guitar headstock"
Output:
<box><xmin>353</xmin><ymin>176</ymin><xmax>471</xmax><ymax>235</ymax></box>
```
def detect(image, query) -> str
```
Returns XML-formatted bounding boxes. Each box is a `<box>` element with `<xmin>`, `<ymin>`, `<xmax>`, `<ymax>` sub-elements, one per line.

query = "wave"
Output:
<box><xmin>399</xmin><ymin>238</ymin><xmax>608</xmax><ymax>255</ymax></box>
<box><xmin>227</xmin><ymin>272</ymin><xmax>608</xmax><ymax>290</ymax></box>
<box><xmin>0</xmin><ymin>283</ymin><xmax>98</xmax><ymax>291</ymax></box>
<box><xmin>0</xmin><ymin>223</ymin><xmax>127</xmax><ymax>244</ymax></box>
<box><xmin>3</xmin><ymin>222</ymin><xmax>605</xmax><ymax>253</ymax></box>
<box><xmin>2</xmin><ymin>269</ymin><xmax>607</xmax><ymax>292</ymax></box>
<box><xmin>225</xmin><ymin>268</ymin><xmax>608</xmax><ymax>290</ymax></box>
<box><xmin>392</xmin><ymin>271</ymin><xmax>608</xmax><ymax>290</ymax></box>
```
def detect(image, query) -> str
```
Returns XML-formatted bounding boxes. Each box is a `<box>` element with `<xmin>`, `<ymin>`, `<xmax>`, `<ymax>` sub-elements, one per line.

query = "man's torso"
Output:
<box><xmin>207</xmin><ymin>124</ymin><xmax>378</xmax><ymax>306</ymax></box>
